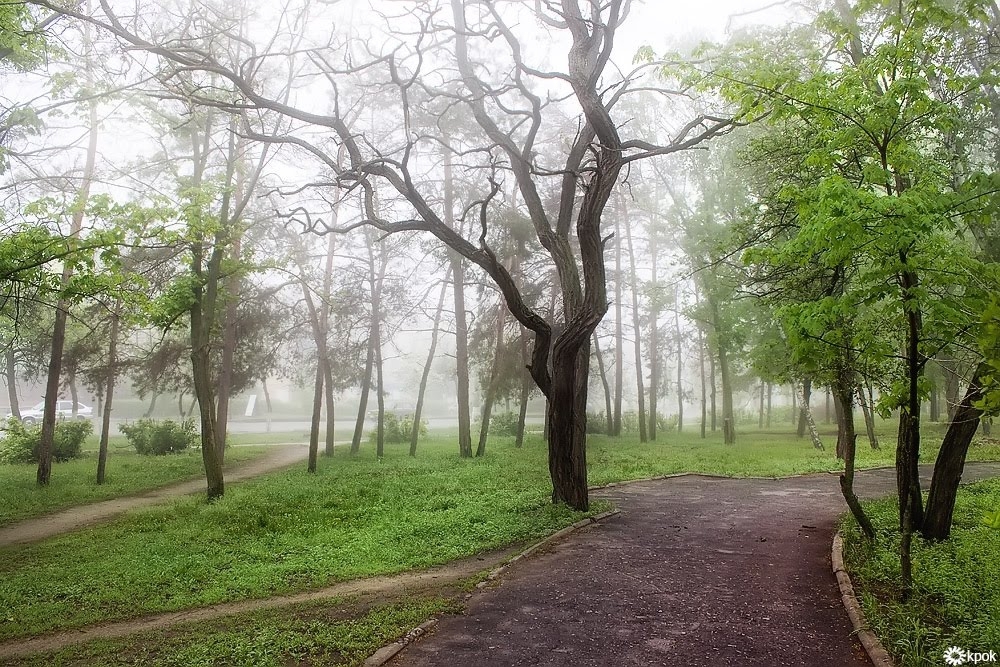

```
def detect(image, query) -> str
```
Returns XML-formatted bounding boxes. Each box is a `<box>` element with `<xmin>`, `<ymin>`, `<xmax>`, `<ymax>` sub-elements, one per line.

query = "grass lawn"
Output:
<box><xmin>6</xmin><ymin>595</ymin><xmax>463</xmax><ymax>667</ymax></box>
<box><xmin>2</xmin><ymin>422</ymin><xmax>998</xmax><ymax>653</ymax></box>
<box><xmin>0</xmin><ymin>439</ymin><xmax>281</xmax><ymax>527</ymax></box>
<box><xmin>841</xmin><ymin>479</ymin><xmax>1000</xmax><ymax>666</ymax></box>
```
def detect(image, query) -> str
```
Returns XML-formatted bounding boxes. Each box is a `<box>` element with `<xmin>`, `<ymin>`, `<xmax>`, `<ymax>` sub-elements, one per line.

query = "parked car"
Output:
<box><xmin>8</xmin><ymin>401</ymin><xmax>93</xmax><ymax>426</ymax></box>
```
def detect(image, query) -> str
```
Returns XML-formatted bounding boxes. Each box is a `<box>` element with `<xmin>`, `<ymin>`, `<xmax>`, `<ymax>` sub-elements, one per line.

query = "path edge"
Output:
<box><xmin>832</xmin><ymin>532</ymin><xmax>895</xmax><ymax>667</ymax></box>
<box><xmin>362</xmin><ymin>509</ymin><xmax>620</xmax><ymax>667</ymax></box>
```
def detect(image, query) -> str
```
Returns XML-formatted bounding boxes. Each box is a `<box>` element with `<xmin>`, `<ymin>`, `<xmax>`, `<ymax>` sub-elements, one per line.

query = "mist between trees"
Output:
<box><xmin>1</xmin><ymin>0</ymin><xmax>999</xmax><ymax>590</ymax></box>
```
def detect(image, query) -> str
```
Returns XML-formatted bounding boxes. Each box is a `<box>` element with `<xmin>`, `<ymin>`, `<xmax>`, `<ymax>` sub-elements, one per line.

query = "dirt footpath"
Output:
<box><xmin>393</xmin><ymin>463</ymin><xmax>1000</xmax><ymax>667</ymax></box>
<box><xmin>0</xmin><ymin>444</ymin><xmax>309</xmax><ymax>548</ymax></box>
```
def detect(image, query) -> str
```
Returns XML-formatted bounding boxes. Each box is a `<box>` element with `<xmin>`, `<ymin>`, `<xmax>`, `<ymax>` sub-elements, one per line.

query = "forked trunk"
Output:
<box><xmin>857</xmin><ymin>384</ymin><xmax>879</xmax><ymax>449</ymax></box>
<box><xmin>922</xmin><ymin>365</ymin><xmax>985</xmax><ymax>540</ymax></box>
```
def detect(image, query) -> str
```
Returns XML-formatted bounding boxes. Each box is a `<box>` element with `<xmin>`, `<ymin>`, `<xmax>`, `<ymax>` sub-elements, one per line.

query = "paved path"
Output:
<box><xmin>0</xmin><ymin>444</ymin><xmax>309</xmax><ymax>548</ymax></box>
<box><xmin>394</xmin><ymin>463</ymin><xmax>1000</xmax><ymax>667</ymax></box>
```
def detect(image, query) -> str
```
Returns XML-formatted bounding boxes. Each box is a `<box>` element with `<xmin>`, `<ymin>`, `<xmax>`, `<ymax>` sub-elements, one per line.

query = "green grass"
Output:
<box><xmin>2</xmin><ymin>424</ymin><xmax>998</xmax><ymax>645</ymax></box>
<box><xmin>0</xmin><ymin>444</ymin><xmax>276</xmax><ymax>527</ymax></box>
<box><xmin>0</xmin><ymin>437</ymin><xmax>597</xmax><ymax>641</ymax></box>
<box><xmin>8</xmin><ymin>595</ymin><xmax>461</xmax><ymax>667</ymax></box>
<box><xmin>841</xmin><ymin>479</ymin><xmax>1000</xmax><ymax>666</ymax></box>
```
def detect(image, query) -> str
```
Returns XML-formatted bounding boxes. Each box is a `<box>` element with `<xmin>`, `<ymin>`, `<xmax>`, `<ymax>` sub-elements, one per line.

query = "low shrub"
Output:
<box><xmin>0</xmin><ymin>417</ymin><xmax>91</xmax><ymax>464</ymax></box>
<box><xmin>120</xmin><ymin>418</ymin><xmax>197</xmax><ymax>455</ymax></box>
<box><xmin>368</xmin><ymin>413</ymin><xmax>427</xmax><ymax>445</ymax></box>
<box><xmin>489</xmin><ymin>411</ymin><xmax>521</xmax><ymax>436</ymax></box>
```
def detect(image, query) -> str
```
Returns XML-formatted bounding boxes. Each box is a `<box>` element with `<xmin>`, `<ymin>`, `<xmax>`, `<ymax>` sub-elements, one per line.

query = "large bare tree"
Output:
<box><xmin>38</xmin><ymin>0</ymin><xmax>732</xmax><ymax>509</ymax></box>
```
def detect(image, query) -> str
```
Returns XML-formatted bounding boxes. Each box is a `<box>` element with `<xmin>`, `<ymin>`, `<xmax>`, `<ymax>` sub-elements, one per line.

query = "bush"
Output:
<box><xmin>0</xmin><ymin>417</ymin><xmax>91</xmax><ymax>464</ymax></box>
<box><xmin>488</xmin><ymin>412</ymin><xmax>521</xmax><ymax>437</ymax></box>
<box><xmin>368</xmin><ymin>413</ymin><xmax>427</xmax><ymax>445</ymax></box>
<box><xmin>120</xmin><ymin>419</ymin><xmax>197</xmax><ymax>455</ymax></box>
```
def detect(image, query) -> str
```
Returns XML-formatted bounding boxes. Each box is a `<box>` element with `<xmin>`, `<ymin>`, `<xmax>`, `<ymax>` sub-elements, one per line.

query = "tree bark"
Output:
<box><xmin>709</xmin><ymin>298</ymin><xmax>735</xmax><ymax>445</ymax></box>
<box><xmin>612</xmin><ymin>218</ymin><xmax>624</xmax><ymax>437</ymax></box>
<box><xmin>922</xmin><ymin>364</ymin><xmax>985</xmax><ymax>540</ymax></box>
<box><xmin>799</xmin><ymin>381</ymin><xmax>824</xmax><ymax>450</ymax></box>
<box><xmin>351</xmin><ymin>341</ymin><xmax>374</xmax><ymax>454</ymax></box>
<box><xmin>710</xmin><ymin>350</ymin><xmax>717</xmax><ymax>432</ymax></box>
<box><xmin>647</xmin><ymin>234</ymin><xmax>660</xmax><ymax>441</ymax></box>
<box><xmin>623</xmin><ymin>207</ymin><xmax>647</xmax><ymax>442</ymax></box>
<box><xmin>857</xmin><ymin>384</ymin><xmax>879</xmax><ymax>449</ymax></box>
<box><xmin>143</xmin><ymin>392</ymin><xmax>158</xmax><ymax>419</ymax></box>
<box><xmin>674</xmin><ymin>295</ymin><xmax>684</xmax><ymax>433</ymax></box>
<box><xmin>514</xmin><ymin>329</ymin><xmax>533</xmax><ymax>448</ymax></box>
<box><xmin>96</xmin><ymin>311</ymin><xmax>119</xmax><ymax>485</ymax></box>
<box><xmin>308</xmin><ymin>362</ymin><xmax>323</xmax><ymax>472</ymax></box>
<box><xmin>833</xmin><ymin>375</ymin><xmax>875</xmax><ymax>540</ymax></box>
<box><xmin>797</xmin><ymin>376</ymin><xmax>812</xmax><ymax>437</ymax></box>
<box><xmin>833</xmin><ymin>389</ymin><xmax>847</xmax><ymax>459</ymax></box>
<box><xmin>262</xmin><ymin>378</ymin><xmax>272</xmax><ymax>433</ymax></box>
<box><xmin>37</xmin><ymin>29</ymin><xmax>99</xmax><ymax>485</ymax></box>
<box><xmin>699</xmin><ymin>326</ymin><xmax>707</xmax><ymax>439</ymax></box>
<box><xmin>758</xmin><ymin>379</ymin><xmax>766</xmax><ymax>430</ymax></box>
<box><xmin>593</xmin><ymin>332</ymin><xmax>614</xmax><ymax>435</ymax></box>
<box><xmin>411</xmin><ymin>272</ymin><xmax>450</xmax><ymax>456</ymax></box>
<box><xmin>766</xmin><ymin>382</ymin><xmax>772</xmax><ymax>428</ymax></box>
<box><xmin>546</xmin><ymin>342</ymin><xmax>590</xmax><ymax>510</ymax></box>
<box><xmin>477</xmin><ymin>304</ymin><xmax>508</xmax><ymax>457</ymax></box>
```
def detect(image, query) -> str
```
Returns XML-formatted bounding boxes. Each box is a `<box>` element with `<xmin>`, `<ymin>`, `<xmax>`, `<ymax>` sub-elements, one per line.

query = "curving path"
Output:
<box><xmin>392</xmin><ymin>463</ymin><xmax>1000</xmax><ymax>667</ymax></box>
<box><xmin>0</xmin><ymin>443</ymin><xmax>310</xmax><ymax>548</ymax></box>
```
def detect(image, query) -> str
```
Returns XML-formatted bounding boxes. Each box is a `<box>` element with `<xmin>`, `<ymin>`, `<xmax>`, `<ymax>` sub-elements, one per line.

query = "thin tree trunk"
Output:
<box><xmin>674</xmin><ymin>295</ymin><xmax>684</xmax><ymax>433</ymax></box>
<box><xmin>477</xmin><ymin>305</ymin><xmax>508</xmax><ymax>457</ymax></box>
<box><xmin>515</xmin><ymin>330</ymin><xmax>531</xmax><ymax>448</ymax></box>
<box><xmin>834</xmin><ymin>374</ymin><xmax>875</xmax><ymax>540</ymax></box>
<box><xmin>593</xmin><ymin>332</ymin><xmax>614</xmax><ymax>435</ymax></box>
<box><xmin>143</xmin><ymin>392</ymin><xmax>158</xmax><ymax>419</ymax></box>
<box><xmin>799</xmin><ymin>382</ymin><xmax>824</xmax><ymax>450</ymax></box>
<box><xmin>825</xmin><ymin>388</ymin><xmax>832</xmax><ymax>424</ymax></box>
<box><xmin>709</xmin><ymin>299</ymin><xmax>734</xmax><ymax>445</ymax></box>
<box><xmin>710</xmin><ymin>353</ymin><xmax>717</xmax><ymax>432</ymax></box>
<box><xmin>451</xmin><ymin>253</ymin><xmax>473</xmax><ymax>458</ymax></box>
<box><xmin>759</xmin><ymin>379</ymin><xmax>766</xmax><ymax>430</ymax></box>
<box><xmin>371</xmin><ymin>236</ymin><xmax>388</xmax><ymax>458</ymax></box>
<box><xmin>647</xmin><ymin>235</ymin><xmax>660</xmax><ymax>441</ymax></box>
<box><xmin>308</xmin><ymin>362</ymin><xmax>323</xmax><ymax>472</ymax></box>
<box><xmin>38</xmin><ymin>32</ymin><xmax>99</xmax><ymax>485</ymax></box>
<box><xmin>262</xmin><ymin>378</ymin><xmax>272</xmax><ymax>433</ymax></box>
<box><xmin>766</xmin><ymin>382</ymin><xmax>772</xmax><ymax>428</ymax></box>
<box><xmin>833</xmin><ymin>389</ymin><xmax>847</xmax><ymax>459</ymax></box>
<box><xmin>211</xmin><ymin>124</ymin><xmax>243</xmax><ymax>462</ymax></box>
<box><xmin>897</xmin><ymin>262</ymin><xmax>925</xmax><ymax>601</ymax></box>
<box><xmin>857</xmin><ymin>384</ymin><xmax>879</xmax><ymax>449</ymax></box>
<box><xmin>699</xmin><ymin>325</ymin><xmax>707</xmax><ymax>439</ymax></box>
<box><xmin>923</xmin><ymin>364</ymin><xmax>985</xmax><ymax>540</ymax></box>
<box><xmin>96</xmin><ymin>311</ymin><xmax>119</xmax><ymax>485</ymax></box>
<box><xmin>321</xmin><ymin>210</ymin><xmax>338</xmax><ymax>457</ymax></box>
<box><xmin>613</xmin><ymin>218</ymin><xmax>624</xmax><ymax>437</ymax></box>
<box><xmin>352</xmin><ymin>343</ymin><xmax>374</xmax><ymax>454</ymax></box>
<box><xmin>623</xmin><ymin>208</ymin><xmax>647</xmax><ymax>442</ymax></box>
<box><xmin>411</xmin><ymin>272</ymin><xmax>450</xmax><ymax>456</ymax></box>
<box><xmin>797</xmin><ymin>376</ymin><xmax>812</xmax><ymax>437</ymax></box>
<box><xmin>5</xmin><ymin>348</ymin><xmax>19</xmax><ymax>420</ymax></box>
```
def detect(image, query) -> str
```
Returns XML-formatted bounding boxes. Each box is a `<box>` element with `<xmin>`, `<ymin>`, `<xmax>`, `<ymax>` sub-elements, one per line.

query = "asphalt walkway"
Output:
<box><xmin>393</xmin><ymin>463</ymin><xmax>1000</xmax><ymax>667</ymax></box>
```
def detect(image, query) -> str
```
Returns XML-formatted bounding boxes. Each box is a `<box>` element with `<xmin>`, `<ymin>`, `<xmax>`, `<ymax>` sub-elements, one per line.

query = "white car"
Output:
<box><xmin>11</xmin><ymin>400</ymin><xmax>93</xmax><ymax>426</ymax></box>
